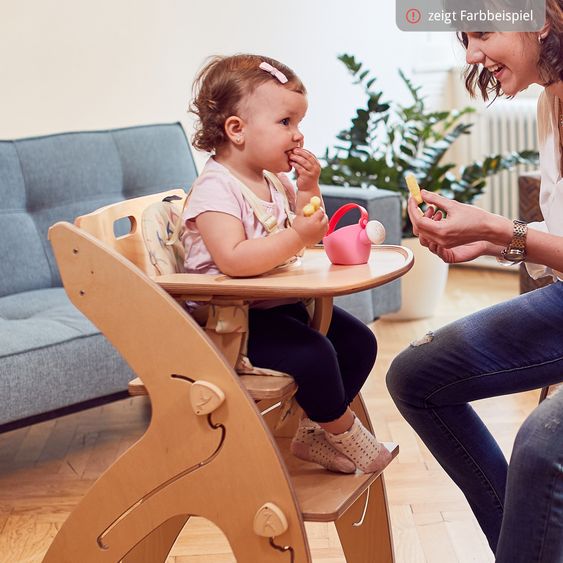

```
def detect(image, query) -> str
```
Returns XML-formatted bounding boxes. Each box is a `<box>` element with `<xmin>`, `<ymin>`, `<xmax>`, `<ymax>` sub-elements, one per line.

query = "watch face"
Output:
<box><xmin>503</xmin><ymin>248</ymin><xmax>525</xmax><ymax>262</ymax></box>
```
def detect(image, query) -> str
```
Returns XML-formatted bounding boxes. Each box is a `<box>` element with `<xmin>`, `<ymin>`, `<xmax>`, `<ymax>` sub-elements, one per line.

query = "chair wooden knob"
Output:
<box><xmin>253</xmin><ymin>503</ymin><xmax>289</xmax><ymax>537</ymax></box>
<box><xmin>190</xmin><ymin>381</ymin><xmax>225</xmax><ymax>415</ymax></box>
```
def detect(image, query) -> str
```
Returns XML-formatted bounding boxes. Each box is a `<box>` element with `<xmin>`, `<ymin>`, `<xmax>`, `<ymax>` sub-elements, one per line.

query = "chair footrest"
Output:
<box><xmin>277</xmin><ymin>437</ymin><xmax>399</xmax><ymax>522</ymax></box>
<box><xmin>128</xmin><ymin>375</ymin><xmax>297</xmax><ymax>402</ymax></box>
<box><xmin>128</xmin><ymin>377</ymin><xmax>148</xmax><ymax>396</ymax></box>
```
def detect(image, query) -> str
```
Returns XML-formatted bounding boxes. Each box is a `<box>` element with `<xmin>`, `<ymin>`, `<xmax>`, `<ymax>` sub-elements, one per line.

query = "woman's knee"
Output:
<box><xmin>385</xmin><ymin>335</ymin><xmax>437</xmax><ymax>405</ymax></box>
<box><xmin>511</xmin><ymin>395</ymin><xmax>563</xmax><ymax>472</ymax></box>
<box><xmin>386</xmin><ymin>347</ymin><xmax>415</xmax><ymax>401</ymax></box>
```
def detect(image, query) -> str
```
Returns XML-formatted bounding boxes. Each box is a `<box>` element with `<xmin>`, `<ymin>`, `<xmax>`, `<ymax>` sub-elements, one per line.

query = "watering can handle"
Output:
<box><xmin>326</xmin><ymin>203</ymin><xmax>369</xmax><ymax>236</ymax></box>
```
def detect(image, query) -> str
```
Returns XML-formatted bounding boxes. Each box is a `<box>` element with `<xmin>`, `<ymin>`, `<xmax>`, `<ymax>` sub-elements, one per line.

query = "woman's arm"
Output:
<box><xmin>525</xmin><ymin>228</ymin><xmax>563</xmax><ymax>274</ymax></box>
<box><xmin>409</xmin><ymin>191</ymin><xmax>563</xmax><ymax>273</ymax></box>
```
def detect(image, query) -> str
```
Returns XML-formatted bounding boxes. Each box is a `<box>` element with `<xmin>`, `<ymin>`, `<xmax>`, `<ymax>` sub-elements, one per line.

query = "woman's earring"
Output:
<box><xmin>236</xmin><ymin>136</ymin><xmax>242</xmax><ymax>144</ymax></box>
<box><xmin>538</xmin><ymin>34</ymin><xmax>544</xmax><ymax>44</ymax></box>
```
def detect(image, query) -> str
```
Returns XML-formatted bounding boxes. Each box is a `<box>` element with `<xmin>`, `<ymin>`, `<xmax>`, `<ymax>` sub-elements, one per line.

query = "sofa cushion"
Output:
<box><xmin>0</xmin><ymin>287</ymin><xmax>134</xmax><ymax>424</ymax></box>
<box><xmin>0</xmin><ymin>123</ymin><xmax>197</xmax><ymax>425</ymax></box>
<box><xmin>0</xmin><ymin>288</ymin><xmax>100</xmax><ymax>355</ymax></box>
<box><xmin>0</xmin><ymin>123</ymin><xmax>198</xmax><ymax>298</ymax></box>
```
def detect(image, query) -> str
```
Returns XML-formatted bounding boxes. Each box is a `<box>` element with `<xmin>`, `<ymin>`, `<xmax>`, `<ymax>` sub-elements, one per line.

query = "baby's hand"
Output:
<box><xmin>293</xmin><ymin>208</ymin><xmax>328</xmax><ymax>246</ymax></box>
<box><xmin>289</xmin><ymin>148</ymin><xmax>321</xmax><ymax>193</ymax></box>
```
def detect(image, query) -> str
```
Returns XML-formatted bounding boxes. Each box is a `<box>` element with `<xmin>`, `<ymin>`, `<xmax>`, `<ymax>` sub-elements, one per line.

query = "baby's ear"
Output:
<box><xmin>224</xmin><ymin>116</ymin><xmax>244</xmax><ymax>144</ymax></box>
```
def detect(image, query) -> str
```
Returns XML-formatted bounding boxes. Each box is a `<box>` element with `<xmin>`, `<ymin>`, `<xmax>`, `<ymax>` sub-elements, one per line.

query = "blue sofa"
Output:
<box><xmin>0</xmin><ymin>123</ymin><xmax>401</xmax><ymax>428</ymax></box>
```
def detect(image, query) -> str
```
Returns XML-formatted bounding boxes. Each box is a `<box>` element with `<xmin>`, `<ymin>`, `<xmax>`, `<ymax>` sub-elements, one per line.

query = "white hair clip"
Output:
<box><xmin>259</xmin><ymin>61</ymin><xmax>288</xmax><ymax>84</ymax></box>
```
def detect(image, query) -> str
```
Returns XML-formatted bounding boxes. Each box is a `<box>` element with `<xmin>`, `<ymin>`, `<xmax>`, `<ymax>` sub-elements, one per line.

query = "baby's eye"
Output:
<box><xmin>280</xmin><ymin>118</ymin><xmax>290</xmax><ymax>126</ymax></box>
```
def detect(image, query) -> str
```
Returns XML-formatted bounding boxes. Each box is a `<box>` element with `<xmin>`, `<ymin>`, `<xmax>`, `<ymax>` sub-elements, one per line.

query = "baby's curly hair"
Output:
<box><xmin>189</xmin><ymin>54</ymin><xmax>306</xmax><ymax>153</ymax></box>
<box><xmin>459</xmin><ymin>0</ymin><xmax>563</xmax><ymax>101</ymax></box>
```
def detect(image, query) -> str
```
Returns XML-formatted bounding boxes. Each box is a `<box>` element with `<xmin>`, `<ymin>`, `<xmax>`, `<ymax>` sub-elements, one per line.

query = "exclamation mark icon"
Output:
<box><xmin>406</xmin><ymin>8</ymin><xmax>422</xmax><ymax>24</ymax></box>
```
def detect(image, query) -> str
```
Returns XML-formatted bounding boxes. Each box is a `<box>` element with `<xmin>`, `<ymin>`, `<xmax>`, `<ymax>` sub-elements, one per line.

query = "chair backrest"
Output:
<box><xmin>75</xmin><ymin>189</ymin><xmax>186</xmax><ymax>277</ymax></box>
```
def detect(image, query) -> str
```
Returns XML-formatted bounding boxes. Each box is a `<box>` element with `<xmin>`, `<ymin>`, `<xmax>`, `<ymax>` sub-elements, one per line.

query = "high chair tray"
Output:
<box><xmin>155</xmin><ymin>245</ymin><xmax>413</xmax><ymax>300</ymax></box>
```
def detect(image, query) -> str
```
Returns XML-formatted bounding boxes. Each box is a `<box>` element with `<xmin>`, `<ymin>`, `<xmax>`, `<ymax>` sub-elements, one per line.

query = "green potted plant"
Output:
<box><xmin>320</xmin><ymin>54</ymin><xmax>539</xmax><ymax>236</ymax></box>
<box><xmin>320</xmin><ymin>54</ymin><xmax>539</xmax><ymax>318</ymax></box>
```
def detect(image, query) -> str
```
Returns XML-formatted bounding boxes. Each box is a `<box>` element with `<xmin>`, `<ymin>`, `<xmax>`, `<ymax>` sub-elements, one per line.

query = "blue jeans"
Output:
<box><xmin>386</xmin><ymin>282</ymin><xmax>563</xmax><ymax>561</ymax></box>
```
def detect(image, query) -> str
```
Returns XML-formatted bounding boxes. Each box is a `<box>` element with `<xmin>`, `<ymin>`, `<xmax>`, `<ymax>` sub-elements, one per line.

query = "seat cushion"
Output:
<box><xmin>0</xmin><ymin>288</ymin><xmax>134</xmax><ymax>424</ymax></box>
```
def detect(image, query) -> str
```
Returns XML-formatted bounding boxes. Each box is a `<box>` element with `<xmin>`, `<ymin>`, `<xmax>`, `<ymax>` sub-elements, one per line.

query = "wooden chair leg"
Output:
<box><xmin>45</xmin><ymin>223</ymin><xmax>313</xmax><ymax>563</ymax></box>
<box><xmin>334</xmin><ymin>394</ymin><xmax>395</xmax><ymax>561</ymax></box>
<box><xmin>121</xmin><ymin>515</ymin><xmax>189</xmax><ymax>562</ymax></box>
<box><xmin>539</xmin><ymin>386</ymin><xmax>550</xmax><ymax>403</ymax></box>
<box><xmin>335</xmin><ymin>475</ymin><xmax>395</xmax><ymax>563</ymax></box>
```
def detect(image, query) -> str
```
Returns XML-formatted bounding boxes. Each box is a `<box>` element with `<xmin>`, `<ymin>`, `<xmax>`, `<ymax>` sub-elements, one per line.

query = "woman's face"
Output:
<box><xmin>465</xmin><ymin>32</ymin><xmax>543</xmax><ymax>95</ymax></box>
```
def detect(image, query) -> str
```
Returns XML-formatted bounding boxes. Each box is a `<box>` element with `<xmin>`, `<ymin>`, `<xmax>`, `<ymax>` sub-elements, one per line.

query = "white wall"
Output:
<box><xmin>0</xmin><ymin>0</ymin><xmax>461</xmax><ymax>169</ymax></box>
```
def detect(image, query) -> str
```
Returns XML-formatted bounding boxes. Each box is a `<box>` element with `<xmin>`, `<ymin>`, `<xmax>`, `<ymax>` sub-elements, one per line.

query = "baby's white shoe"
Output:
<box><xmin>290</xmin><ymin>418</ymin><xmax>356</xmax><ymax>474</ymax></box>
<box><xmin>326</xmin><ymin>416</ymin><xmax>391</xmax><ymax>473</ymax></box>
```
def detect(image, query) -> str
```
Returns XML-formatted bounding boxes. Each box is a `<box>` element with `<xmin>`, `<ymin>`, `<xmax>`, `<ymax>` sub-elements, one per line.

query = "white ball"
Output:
<box><xmin>365</xmin><ymin>220</ymin><xmax>386</xmax><ymax>244</ymax></box>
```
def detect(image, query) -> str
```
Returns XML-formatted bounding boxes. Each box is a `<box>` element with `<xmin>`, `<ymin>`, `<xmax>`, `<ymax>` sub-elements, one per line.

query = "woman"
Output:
<box><xmin>386</xmin><ymin>3</ymin><xmax>563</xmax><ymax>561</ymax></box>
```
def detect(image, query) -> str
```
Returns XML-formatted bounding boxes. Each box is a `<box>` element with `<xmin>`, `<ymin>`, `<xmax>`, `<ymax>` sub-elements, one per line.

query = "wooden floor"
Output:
<box><xmin>0</xmin><ymin>267</ymin><xmax>539</xmax><ymax>563</ymax></box>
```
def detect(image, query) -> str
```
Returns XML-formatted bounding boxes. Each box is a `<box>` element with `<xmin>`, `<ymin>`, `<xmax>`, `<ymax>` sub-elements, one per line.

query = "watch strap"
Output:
<box><xmin>499</xmin><ymin>219</ymin><xmax>527</xmax><ymax>264</ymax></box>
<box><xmin>509</xmin><ymin>219</ymin><xmax>527</xmax><ymax>252</ymax></box>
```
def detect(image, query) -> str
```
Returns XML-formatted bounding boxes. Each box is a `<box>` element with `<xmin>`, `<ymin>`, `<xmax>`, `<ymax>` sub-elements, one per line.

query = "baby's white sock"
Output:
<box><xmin>290</xmin><ymin>418</ymin><xmax>356</xmax><ymax>474</ymax></box>
<box><xmin>325</xmin><ymin>416</ymin><xmax>391</xmax><ymax>473</ymax></box>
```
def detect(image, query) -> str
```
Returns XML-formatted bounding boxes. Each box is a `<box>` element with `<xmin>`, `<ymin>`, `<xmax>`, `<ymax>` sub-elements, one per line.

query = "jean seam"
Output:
<box><xmin>536</xmin><ymin>457</ymin><xmax>562</xmax><ymax>561</ymax></box>
<box><xmin>424</xmin><ymin>354</ymin><xmax>563</xmax><ymax>403</ymax></box>
<box><xmin>429</xmin><ymin>407</ymin><xmax>505</xmax><ymax>511</ymax></box>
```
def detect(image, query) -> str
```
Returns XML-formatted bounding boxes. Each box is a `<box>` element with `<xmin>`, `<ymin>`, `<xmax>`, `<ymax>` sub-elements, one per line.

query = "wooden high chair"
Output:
<box><xmin>44</xmin><ymin>189</ymin><xmax>413</xmax><ymax>562</ymax></box>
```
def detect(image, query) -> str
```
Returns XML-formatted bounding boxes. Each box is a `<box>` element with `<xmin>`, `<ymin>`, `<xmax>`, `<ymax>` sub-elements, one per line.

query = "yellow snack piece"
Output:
<box><xmin>303</xmin><ymin>203</ymin><xmax>315</xmax><ymax>217</ymax></box>
<box><xmin>406</xmin><ymin>173</ymin><xmax>423</xmax><ymax>205</ymax></box>
<box><xmin>303</xmin><ymin>196</ymin><xmax>322</xmax><ymax>217</ymax></box>
<box><xmin>310</xmin><ymin>196</ymin><xmax>321</xmax><ymax>210</ymax></box>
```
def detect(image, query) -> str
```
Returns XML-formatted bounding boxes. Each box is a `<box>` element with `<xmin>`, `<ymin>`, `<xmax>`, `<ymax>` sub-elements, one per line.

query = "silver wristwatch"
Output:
<box><xmin>497</xmin><ymin>219</ymin><xmax>527</xmax><ymax>265</ymax></box>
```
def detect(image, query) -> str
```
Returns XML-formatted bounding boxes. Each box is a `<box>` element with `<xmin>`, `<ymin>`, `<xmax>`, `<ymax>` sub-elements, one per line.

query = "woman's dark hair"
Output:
<box><xmin>189</xmin><ymin>54</ymin><xmax>306</xmax><ymax>153</ymax></box>
<box><xmin>458</xmin><ymin>0</ymin><xmax>563</xmax><ymax>100</ymax></box>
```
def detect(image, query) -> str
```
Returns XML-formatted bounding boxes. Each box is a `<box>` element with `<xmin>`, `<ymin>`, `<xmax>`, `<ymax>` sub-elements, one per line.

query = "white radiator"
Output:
<box><xmin>464</xmin><ymin>97</ymin><xmax>539</xmax><ymax>219</ymax></box>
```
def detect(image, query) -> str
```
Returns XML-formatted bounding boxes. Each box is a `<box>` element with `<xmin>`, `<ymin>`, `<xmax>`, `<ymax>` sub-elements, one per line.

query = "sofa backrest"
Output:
<box><xmin>0</xmin><ymin>123</ymin><xmax>198</xmax><ymax>297</ymax></box>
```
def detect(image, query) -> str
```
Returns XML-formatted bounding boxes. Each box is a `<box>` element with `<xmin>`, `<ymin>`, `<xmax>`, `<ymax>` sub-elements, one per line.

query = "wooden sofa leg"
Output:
<box><xmin>336</xmin><ymin>475</ymin><xmax>395</xmax><ymax>563</ymax></box>
<box><xmin>121</xmin><ymin>515</ymin><xmax>189</xmax><ymax>562</ymax></box>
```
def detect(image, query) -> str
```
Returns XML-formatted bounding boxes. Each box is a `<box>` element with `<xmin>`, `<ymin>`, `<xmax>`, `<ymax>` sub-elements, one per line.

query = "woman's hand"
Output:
<box><xmin>289</xmin><ymin>147</ymin><xmax>321</xmax><ymax>193</ymax></box>
<box><xmin>409</xmin><ymin>190</ymin><xmax>491</xmax><ymax>244</ymax></box>
<box><xmin>408</xmin><ymin>190</ymin><xmax>502</xmax><ymax>264</ymax></box>
<box><xmin>433</xmin><ymin>241</ymin><xmax>491</xmax><ymax>264</ymax></box>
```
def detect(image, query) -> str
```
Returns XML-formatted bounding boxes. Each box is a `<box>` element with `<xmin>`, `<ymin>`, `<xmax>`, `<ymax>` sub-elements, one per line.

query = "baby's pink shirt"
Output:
<box><xmin>182</xmin><ymin>158</ymin><xmax>297</xmax><ymax>275</ymax></box>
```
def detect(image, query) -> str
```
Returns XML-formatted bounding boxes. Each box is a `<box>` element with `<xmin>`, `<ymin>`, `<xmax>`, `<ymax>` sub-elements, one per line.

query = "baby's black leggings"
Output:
<box><xmin>247</xmin><ymin>302</ymin><xmax>377</xmax><ymax>423</ymax></box>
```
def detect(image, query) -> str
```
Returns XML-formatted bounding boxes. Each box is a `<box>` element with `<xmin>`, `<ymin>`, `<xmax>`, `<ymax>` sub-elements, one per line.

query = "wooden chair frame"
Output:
<box><xmin>44</xmin><ymin>190</ymin><xmax>413</xmax><ymax>562</ymax></box>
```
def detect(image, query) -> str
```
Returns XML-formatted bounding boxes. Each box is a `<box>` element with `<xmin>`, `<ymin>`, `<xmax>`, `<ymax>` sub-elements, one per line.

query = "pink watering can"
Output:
<box><xmin>323</xmin><ymin>203</ymin><xmax>386</xmax><ymax>265</ymax></box>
